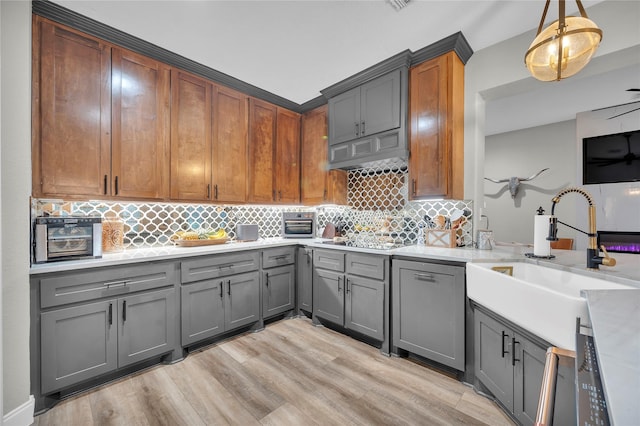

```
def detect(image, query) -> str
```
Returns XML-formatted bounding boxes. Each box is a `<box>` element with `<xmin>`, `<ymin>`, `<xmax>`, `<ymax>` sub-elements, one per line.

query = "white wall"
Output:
<box><xmin>1</xmin><ymin>0</ymin><xmax>33</xmax><ymax>421</ymax></box>
<box><xmin>465</xmin><ymin>0</ymin><xmax>640</xmax><ymax>239</ymax></box>
<box><xmin>574</xmin><ymin>107</ymin><xmax>640</xmax><ymax>250</ymax></box>
<box><xmin>484</xmin><ymin>120</ymin><xmax>578</xmax><ymax>244</ymax></box>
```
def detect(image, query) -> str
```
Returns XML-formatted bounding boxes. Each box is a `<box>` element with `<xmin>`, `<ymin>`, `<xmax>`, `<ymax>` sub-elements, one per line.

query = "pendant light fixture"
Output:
<box><xmin>525</xmin><ymin>0</ymin><xmax>602</xmax><ymax>81</ymax></box>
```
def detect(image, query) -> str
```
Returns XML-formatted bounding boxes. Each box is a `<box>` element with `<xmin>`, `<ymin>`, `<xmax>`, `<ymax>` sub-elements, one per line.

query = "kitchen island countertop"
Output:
<box><xmin>582</xmin><ymin>289</ymin><xmax>640</xmax><ymax>426</ymax></box>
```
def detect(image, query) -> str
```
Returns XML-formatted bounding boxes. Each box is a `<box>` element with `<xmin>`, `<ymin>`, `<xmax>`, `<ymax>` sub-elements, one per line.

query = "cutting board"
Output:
<box><xmin>322</xmin><ymin>223</ymin><xmax>336</xmax><ymax>239</ymax></box>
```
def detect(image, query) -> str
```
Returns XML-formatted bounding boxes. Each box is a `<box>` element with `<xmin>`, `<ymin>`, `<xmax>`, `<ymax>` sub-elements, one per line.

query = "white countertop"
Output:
<box><xmin>583</xmin><ymin>289</ymin><xmax>640</xmax><ymax>426</ymax></box>
<box><xmin>30</xmin><ymin>238</ymin><xmax>640</xmax><ymax>284</ymax></box>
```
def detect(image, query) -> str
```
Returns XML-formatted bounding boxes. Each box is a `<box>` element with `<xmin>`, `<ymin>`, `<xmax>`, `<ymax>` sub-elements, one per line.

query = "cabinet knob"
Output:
<box><xmin>355</xmin><ymin>122</ymin><xmax>359</xmax><ymax>137</ymax></box>
<box><xmin>361</xmin><ymin>121</ymin><xmax>365</xmax><ymax>135</ymax></box>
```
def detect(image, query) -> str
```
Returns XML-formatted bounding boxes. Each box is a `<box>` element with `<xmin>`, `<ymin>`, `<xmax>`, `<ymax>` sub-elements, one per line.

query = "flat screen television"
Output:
<box><xmin>582</xmin><ymin>130</ymin><xmax>640</xmax><ymax>184</ymax></box>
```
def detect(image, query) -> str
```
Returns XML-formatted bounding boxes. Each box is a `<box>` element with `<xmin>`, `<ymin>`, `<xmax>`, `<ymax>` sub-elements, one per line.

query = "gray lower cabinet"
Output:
<box><xmin>41</xmin><ymin>300</ymin><xmax>117</xmax><ymax>394</ymax></box>
<box><xmin>392</xmin><ymin>259</ymin><xmax>465</xmax><ymax>371</ymax></box>
<box><xmin>474</xmin><ymin>308</ymin><xmax>576</xmax><ymax>426</ymax></box>
<box><xmin>296</xmin><ymin>247</ymin><xmax>313</xmax><ymax>313</ymax></box>
<box><xmin>313</xmin><ymin>249</ymin><xmax>388</xmax><ymax>351</ymax></box>
<box><xmin>181</xmin><ymin>252</ymin><xmax>261</xmax><ymax>347</ymax></box>
<box><xmin>36</xmin><ymin>263</ymin><xmax>178</xmax><ymax>396</ymax></box>
<box><xmin>262</xmin><ymin>247</ymin><xmax>296</xmax><ymax>319</ymax></box>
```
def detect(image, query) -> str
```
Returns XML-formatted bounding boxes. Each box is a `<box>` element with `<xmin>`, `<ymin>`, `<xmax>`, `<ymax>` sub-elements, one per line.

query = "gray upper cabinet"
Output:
<box><xmin>329</xmin><ymin>70</ymin><xmax>401</xmax><ymax>145</ymax></box>
<box><xmin>329</xmin><ymin>87</ymin><xmax>360</xmax><ymax>145</ymax></box>
<box><xmin>392</xmin><ymin>259</ymin><xmax>465</xmax><ymax>371</ymax></box>
<box><xmin>327</xmin><ymin>68</ymin><xmax>407</xmax><ymax>169</ymax></box>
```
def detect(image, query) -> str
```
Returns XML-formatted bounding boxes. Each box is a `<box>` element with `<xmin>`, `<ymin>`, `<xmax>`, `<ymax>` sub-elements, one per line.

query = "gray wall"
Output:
<box><xmin>484</xmin><ymin>120</ymin><xmax>577</xmax><ymax>244</ymax></box>
<box><xmin>1</xmin><ymin>0</ymin><xmax>32</xmax><ymax>417</ymax></box>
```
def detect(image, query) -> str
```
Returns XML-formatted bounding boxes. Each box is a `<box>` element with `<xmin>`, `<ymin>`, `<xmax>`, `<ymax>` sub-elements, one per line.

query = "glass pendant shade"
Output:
<box><xmin>525</xmin><ymin>1</ymin><xmax>602</xmax><ymax>81</ymax></box>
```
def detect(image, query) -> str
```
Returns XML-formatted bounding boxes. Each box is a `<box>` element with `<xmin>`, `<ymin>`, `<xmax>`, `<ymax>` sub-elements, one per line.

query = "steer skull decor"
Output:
<box><xmin>485</xmin><ymin>168</ymin><xmax>549</xmax><ymax>199</ymax></box>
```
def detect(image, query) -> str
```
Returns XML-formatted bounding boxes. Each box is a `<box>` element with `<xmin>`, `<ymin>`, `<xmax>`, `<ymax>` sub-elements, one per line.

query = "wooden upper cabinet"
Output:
<box><xmin>32</xmin><ymin>17</ymin><xmax>112</xmax><ymax>198</ymax></box>
<box><xmin>212</xmin><ymin>86</ymin><xmax>248</xmax><ymax>203</ymax></box>
<box><xmin>408</xmin><ymin>52</ymin><xmax>464</xmax><ymax>200</ymax></box>
<box><xmin>111</xmin><ymin>48</ymin><xmax>170</xmax><ymax>199</ymax></box>
<box><xmin>248</xmin><ymin>98</ymin><xmax>277</xmax><ymax>203</ymax></box>
<box><xmin>170</xmin><ymin>70</ymin><xmax>212</xmax><ymax>201</ymax></box>
<box><xmin>33</xmin><ymin>18</ymin><xmax>170</xmax><ymax>200</ymax></box>
<box><xmin>301</xmin><ymin>105</ymin><xmax>347</xmax><ymax>206</ymax></box>
<box><xmin>275</xmin><ymin>108</ymin><xmax>301</xmax><ymax>204</ymax></box>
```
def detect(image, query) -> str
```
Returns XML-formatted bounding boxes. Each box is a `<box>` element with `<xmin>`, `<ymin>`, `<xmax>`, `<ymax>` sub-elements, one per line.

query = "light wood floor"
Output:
<box><xmin>34</xmin><ymin>317</ymin><xmax>514</xmax><ymax>426</ymax></box>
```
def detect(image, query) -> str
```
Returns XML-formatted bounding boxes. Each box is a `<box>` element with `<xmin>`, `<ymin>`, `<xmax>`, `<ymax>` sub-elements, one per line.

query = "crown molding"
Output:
<box><xmin>32</xmin><ymin>1</ymin><xmax>474</xmax><ymax>111</ymax></box>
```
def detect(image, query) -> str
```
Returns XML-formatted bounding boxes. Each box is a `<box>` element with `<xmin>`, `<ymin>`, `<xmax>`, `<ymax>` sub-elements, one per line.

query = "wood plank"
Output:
<box><xmin>34</xmin><ymin>317</ymin><xmax>515</xmax><ymax>426</ymax></box>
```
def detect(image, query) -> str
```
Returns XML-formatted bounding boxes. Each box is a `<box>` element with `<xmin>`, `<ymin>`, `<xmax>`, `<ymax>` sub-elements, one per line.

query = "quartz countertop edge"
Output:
<box><xmin>582</xmin><ymin>289</ymin><xmax>640</xmax><ymax>426</ymax></box>
<box><xmin>29</xmin><ymin>238</ymin><xmax>523</xmax><ymax>275</ymax></box>
<box><xmin>30</xmin><ymin>239</ymin><xmax>640</xmax><ymax>285</ymax></box>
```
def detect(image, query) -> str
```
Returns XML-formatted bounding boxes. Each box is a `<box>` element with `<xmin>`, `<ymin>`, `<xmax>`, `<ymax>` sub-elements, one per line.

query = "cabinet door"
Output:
<box><xmin>513</xmin><ymin>335</ymin><xmax>576</xmax><ymax>426</ymax></box>
<box><xmin>34</xmin><ymin>19</ymin><xmax>111</xmax><ymax>198</ymax></box>
<box><xmin>118</xmin><ymin>288</ymin><xmax>176</xmax><ymax>367</ymax></box>
<box><xmin>297</xmin><ymin>247</ymin><xmax>313</xmax><ymax>313</ymax></box>
<box><xmin>329</xmin><ymin>87</ymin><xmax>360</xmax><ymax>145</ymax></box>
<box><xmin>409</xmin><ymin>52</ymin><xmax>464</xmax><ymax>200</ymax></box>
<box><xmin>248</xmin><ymin>98</ymin><xmax>277</xmax><ymax>203</ymax></box>
<box><xmin>474</xmin><ymin>310</ymin><xmax>514</xmax><ymax>411</ymax></box>
<box><xmin>360</xmin><ymin>70</ymin><xmax>401</xmax><ymax>137</ymax></box>
<box><xmin>301</xmin><ymin>106</ymin><xmax>329</xmax><ymax>205</ymax></box>
<box><xmin>313</xmin><ymin>268</ymin><xmax>344</xmax><ymax>325</ymax></box>
<box><xmin>408</xmin><ymin>55</ymin><xmax>449</xmax><ymax>199</ymax></box>
<box><xmin>225</xmin><ymin>271</ymin><xmax>260</xmax><ymax>331</ymax></box>
<box><xmin>345</xmin><ymin>275</ymin><xmax>384</xmax><ymax>341</ymax></box>
<box><xmin>181</xmin><ymin>279</ymin><xmax>225</xmax><ymax>346</ymax></box>
<box><xmin>392</xmin><ymin>260</ymin><xmax>465</xmax><ymax>370</ymax></box>
<box><xmin>41</xmin><ymin>300</ymin><xmax>117</xmax><ymax>393</ymax></box>
<box><xmin>170</xmin><ymin>70</ymin><xmax>212</xmax><ymax>201</ymax></box>
<box><xmin>275</xmin><ymin>108</ymin><xmax>301</xmax><ymax>203</ymax></box>
<box><xmin>212</xmin><ymin>85</ymin><xmax>248</xmax><ymax>203</ymax></box>
<box><xmin>111</xmin><ymin>48</ymin><xmax>170</xmax><ymax>199</ymax></box>
<box><xmin>263</xmin><ymin>265</ymin><xmax>296</xmax><ymax>318</ymax></box>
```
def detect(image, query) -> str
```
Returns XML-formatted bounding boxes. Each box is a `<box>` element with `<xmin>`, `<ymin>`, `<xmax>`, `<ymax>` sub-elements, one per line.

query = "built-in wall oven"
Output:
<box><xmin>282</xmin><ymin>212</ymin><xmax>315</xmax><ymax>238</ymax></box>
<box><xmin>33</xmin><ymin>216</ymin><xmax>103</xmax><ymax>263</ymax></box>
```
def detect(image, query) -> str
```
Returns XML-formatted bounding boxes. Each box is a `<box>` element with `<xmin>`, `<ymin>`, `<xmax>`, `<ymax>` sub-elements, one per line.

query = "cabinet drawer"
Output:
<box><xmin>313</xmin><ymin>249</ymin><xmax>345</xmax><ymax>272</ymax></box>
<box><xmin>181</xmin><ymin>251</ymin><xmax>260</xmax><ymax>283</ymax></box>
<box><xmin>346</xmin><ymin>253</ymin><xmax>386</xmax><ymax>280</ymax></box>
<box><xmin>262</xmin><ymin>247</ymin><xmax>296</xmax><ymax>268</ymax></box>
<box><xmin>40</xmin><ymin>262</ymin><xmax>177</xmax><ymax>309</ymax></box>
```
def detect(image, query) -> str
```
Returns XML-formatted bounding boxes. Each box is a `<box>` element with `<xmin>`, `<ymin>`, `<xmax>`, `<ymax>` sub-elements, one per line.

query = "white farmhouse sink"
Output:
<box><xmin>466</xmin><ymin>262</ymin><xmax>632</xmax><ymax>351</ymax></box>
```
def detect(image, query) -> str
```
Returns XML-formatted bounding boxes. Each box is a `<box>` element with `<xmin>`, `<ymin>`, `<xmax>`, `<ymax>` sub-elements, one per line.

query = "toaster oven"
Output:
<box><xmin>33</xmin><ymin>216</ymin><xmax>103</xmax><ymax>263</ymax></box>
<box><xmin>282</xmin><ymin>212</ymin><xmax>316</xmax><ymax>238</ymax></box>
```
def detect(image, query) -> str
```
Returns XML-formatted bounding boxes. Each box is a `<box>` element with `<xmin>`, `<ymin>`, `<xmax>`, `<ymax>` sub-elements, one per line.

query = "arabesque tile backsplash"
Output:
<box><xmin>31</xmin><ymin>160</ymin><xmax>473</xmax><ymax>249</ymax></box>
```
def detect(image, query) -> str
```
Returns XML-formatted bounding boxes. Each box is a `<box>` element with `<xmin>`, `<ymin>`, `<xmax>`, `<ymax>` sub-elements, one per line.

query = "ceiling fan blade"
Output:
<box><xmin>626</xmin><ymin>88</ymin><xmax>640</xmax><ymax>92</ymax></box>
<box><xmin>608</xmin><ymin>106</ymin><xmax>640</xmax><ymax>120</ymax></box>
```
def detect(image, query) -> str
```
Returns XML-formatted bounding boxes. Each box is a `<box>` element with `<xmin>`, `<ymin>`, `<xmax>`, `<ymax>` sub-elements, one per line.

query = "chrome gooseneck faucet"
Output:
<box><xmin>548</xmin><ymin>187</ymin><xmax>616</xmax><ymax>270</ymax></box>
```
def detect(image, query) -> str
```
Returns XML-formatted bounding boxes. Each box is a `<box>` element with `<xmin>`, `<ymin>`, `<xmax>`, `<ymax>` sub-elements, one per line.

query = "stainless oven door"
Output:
<box><xmin>283</xmin><ymin>219</ymin><xmax>314</xmax><ymax>238</ymax></box>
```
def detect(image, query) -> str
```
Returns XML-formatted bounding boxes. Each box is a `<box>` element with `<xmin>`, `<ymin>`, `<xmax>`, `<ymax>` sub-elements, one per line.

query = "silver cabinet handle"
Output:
<box><xmin>414</xmin><ymin>273</ymin><xmax>435</xmax><ymax>281</ymax></box>
<box><xmin>103</xmin><ymin>280</ymin><xmax>127</xmax><ymax>288</ymax></box>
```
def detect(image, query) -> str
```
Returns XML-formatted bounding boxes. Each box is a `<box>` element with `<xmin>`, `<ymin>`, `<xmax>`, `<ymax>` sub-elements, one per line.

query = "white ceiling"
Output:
<box><xmin>53</xmin><ymin>0</ymin><xmax>639</xmax><ymax>134</ymax></box>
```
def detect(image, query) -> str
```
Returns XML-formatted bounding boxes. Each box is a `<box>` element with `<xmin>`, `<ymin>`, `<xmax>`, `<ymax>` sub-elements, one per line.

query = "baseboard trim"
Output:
<box><xmin>3</xmin><ymin>395</ymin><xmax>34</xmax><ymax>426</ymax></box>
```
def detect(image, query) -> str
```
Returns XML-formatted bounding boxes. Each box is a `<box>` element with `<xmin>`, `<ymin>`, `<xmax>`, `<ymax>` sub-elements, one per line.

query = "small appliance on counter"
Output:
<box><xmin>282</xmin><ymin>212</ymin><xmax>315</xmax><ymax>238</ymax></box>
<box><xmin>236</xmin><ymin>224</ymin><xmax>259</xmax><ymax>241</ymax></box>
<box><xmin>33</xmin><ymin>216</ymin><xmax>102</xmax><ymax>263</ymax></box>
